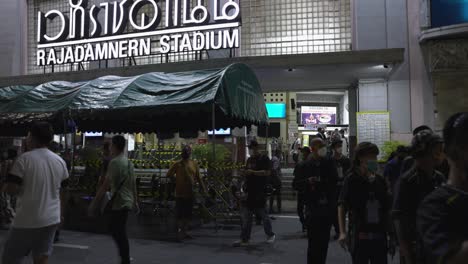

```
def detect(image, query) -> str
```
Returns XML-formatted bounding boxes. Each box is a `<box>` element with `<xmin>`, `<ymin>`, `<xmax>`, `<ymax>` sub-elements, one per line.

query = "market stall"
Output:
<box><xmin>0</xmin><ymin>63</ymin><xmax>268</xmax><ymax>236</ymax></box>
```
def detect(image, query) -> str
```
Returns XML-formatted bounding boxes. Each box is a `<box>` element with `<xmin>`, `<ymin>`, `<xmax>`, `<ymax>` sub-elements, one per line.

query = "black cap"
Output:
<box><xmin>411</xmin><ymin>131</ymin><xmax>443</xmax><ymax>158</ymax></box>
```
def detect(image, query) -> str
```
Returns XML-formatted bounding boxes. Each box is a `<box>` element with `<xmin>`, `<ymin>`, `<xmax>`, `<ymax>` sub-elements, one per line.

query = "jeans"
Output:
<box><xmin>240</xmin><ymin>206</ymin><xmax>274</xmax><ymax>242</ymax></box>
<box><xmin>108</xmin><ymin>210</ymin><xmax>130</xmax><ymax>264</ymax></box>
<box><xmin>352</xmin><ymin>239</ymin><xmax>388</xmax><ymax>264</ymax></box>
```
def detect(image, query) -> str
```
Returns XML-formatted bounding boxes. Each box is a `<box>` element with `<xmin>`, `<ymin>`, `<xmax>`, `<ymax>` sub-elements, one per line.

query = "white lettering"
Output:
<box><xmin>74</xmin><ymin>45</ymin><xmax>85</xmax><ymax>62</ymax></box>
<box><xmin>37</xmin><ymin>49</ymin><xmax>46</xmax><ymax>66</ymax></box>
<box><xmin>46</xmin><ymin>49</ymin><xmax>57</xmax><ymax>65</ymax></box>
<box><xmin>84</xmin><ymin>44</ymin><xmax>95</xmax><ymax>61</ymax></box>
<box><xmin>109</xmin><ymin>41</ymin><xmax>119</xmax><ymax>59</ymax></box>
<box><xmin>69</xmin><ymin>0</ymin><xmax>87</xmax><ymax>39</ymax></box>
<box><xmin>95</xmin><ymin>42</ymin><xmax>108</xmax><ymax>60</ymax></box>
<box><xmin>223</xmin><ymin>29</ymin><xmax>239</xmax><ymax>48</ymax></box>
<box><xmin>43</xmin><ymin>10</ymin><xmax>67</xmax><ymax>42</ymax></box>
<box><xmin>119</xmin><ymin>40</ymin><xmax>128</xmax><ymax>57</ymax></box>
<box><xmin>129</xmin><ymin>0</ymin><xmax>160</xmax><ymax>31</ymax></box>
<box><xmin>64</xmin><ymin>47</ymin><xmax>74</xmax><ymax>63</ymax></box>
<box><xmin>128</xmin><ymin>39</ymin><xmax>139</xmax><ymax>56</ymax></box>
<box><xmin>171</xmin><ymin>34</ymin><xmax>182</xmax><ymax>52</ymax></box>
<box><xmin>179</xmin><ymin>33</ymin><xmax>192</xmax><ymax>51</ymax></box>
<box><xmin>100</xmin><ymin>2</ymin><xmax>111</xmax><ymax>35</ymax></box>
<box><xmin>210</xmin><ymin>31</ymin><xmax>222</xmax><ymax>49</ymax></box>
<box><xmin>160</xmin><ymin>35</ymin><xmax>171</xmax><ymax>53</ymax></box>
<box><xmin>193</xmin><ymin>32</ymin><xmax>205</xmax><ymax>51</ymax></box>
<box><xmin>139</xmin><ymin>38</ymin><xmax>151</xmax><ymax>55</ymax></box>
<box><xmin>214</xmin><ymin>0</ymin><xmax>240</xmax><ymax>21</ymax></box>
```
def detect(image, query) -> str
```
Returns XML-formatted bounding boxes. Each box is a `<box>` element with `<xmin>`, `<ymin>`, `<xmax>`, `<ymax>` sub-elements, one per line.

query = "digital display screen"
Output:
<box><xmin>266</xmin><ymin>103</ymin><xmax>286</xmax><ymax>118</ymax></box>
<box><xmin>301</xmin><ymin>106</ymin><xmax>337</xmax><ymax>125</ymax></box>
<box><xmin>431</xmin><ymin>0</ymin><xmax>468</xmax><ymax>27</ymax></box>
<box><xmin>208</xmin><ymin>128</ymin><xmax>231</xmax><ymax>135</ymax></box>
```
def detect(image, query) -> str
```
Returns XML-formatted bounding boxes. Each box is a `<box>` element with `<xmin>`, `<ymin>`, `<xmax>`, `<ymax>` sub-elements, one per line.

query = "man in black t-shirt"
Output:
<box><xmin>296</xmin><ymin>138</ymin><xmax>338</xmax><ymax>264</ymax></box>
<box><xmin>393</xmin><ymin>131</ymin><xmax>446</xmax><ymax>264</ymax></box>
<box><xmin>338</xmin><ymin>142</ymin><xmax>394</xmax><ymax>264</ymax></box>
<box><xmin>417</xmin><ymin>113</ymin><xmax>468</xmax><ymax>264</ymax></box>
<box><xmin>233</xmin><ymin>140</ymin><xmax>276</xmax><ymax>247</ymax></box>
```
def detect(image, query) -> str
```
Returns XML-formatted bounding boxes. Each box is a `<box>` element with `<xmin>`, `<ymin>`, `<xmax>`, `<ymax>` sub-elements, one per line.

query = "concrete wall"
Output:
<box><xmin>353</xmin><ymin>0</ymin><xmax>416</xmax><ymax>140</ymax></box>
<box><xmin>358</xmin><ymin>81</ymin><xmax>387</xmax><ymax>111</ymax></box>
<box><xmin>0</xmin><ymin>0</ymin><xmax>26</xmax><ymax>77</ymax></box>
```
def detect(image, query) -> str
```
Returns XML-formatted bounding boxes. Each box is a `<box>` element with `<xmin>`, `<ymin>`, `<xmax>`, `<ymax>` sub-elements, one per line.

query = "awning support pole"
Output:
<box><xmin>211</xmin><ymin>103</ymin><xmax>216</xmax><ymax>165</ymax></box>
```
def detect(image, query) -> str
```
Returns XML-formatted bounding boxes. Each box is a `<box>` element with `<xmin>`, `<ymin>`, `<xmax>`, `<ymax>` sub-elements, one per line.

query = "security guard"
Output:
<box><xmin>393</xmin><ymin>131</ymin><xmax>446</xmax><ymax>264</ymax></box>
<box><xmin>338</xmin><ymin>142</ymin><xmax>394</xmax><ymax>263</ymax></box>
<box><xmin>295</xmin><ymin>138</ymin><xmax>338</xmax><ymax>264</ymax></box>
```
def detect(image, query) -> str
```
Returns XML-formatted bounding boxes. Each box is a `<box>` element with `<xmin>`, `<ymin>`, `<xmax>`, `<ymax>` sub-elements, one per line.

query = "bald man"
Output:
<box><xmin>296</xmin><ymin>137</ymin><xmax>338</xmax><ymax>264</ymax></box>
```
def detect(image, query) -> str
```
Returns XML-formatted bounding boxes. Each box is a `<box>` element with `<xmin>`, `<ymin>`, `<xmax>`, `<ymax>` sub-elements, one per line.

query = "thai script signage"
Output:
<box><xmin>36</xmin><ymin>0</ymin><xmax>241</xmax><ymax>66</ymax></box>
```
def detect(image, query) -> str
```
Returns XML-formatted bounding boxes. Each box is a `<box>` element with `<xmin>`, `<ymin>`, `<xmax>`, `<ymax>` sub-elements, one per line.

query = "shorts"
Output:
<box><xmin>176</xmin><ymin>197</ymin><xmax>194</xmax><ymax>219</ymax></box>
<box><xmin>2</xmin><ymin>224</ymin><xmax>59</xmax><ymax>264</ymax></box>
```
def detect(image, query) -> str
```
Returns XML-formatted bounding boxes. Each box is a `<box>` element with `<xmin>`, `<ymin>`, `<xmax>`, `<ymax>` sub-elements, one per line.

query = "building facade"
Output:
<box><xmin>2</xmin><ymin>0</ymin><xmax>457</xmax><ymax>153</ymax></box>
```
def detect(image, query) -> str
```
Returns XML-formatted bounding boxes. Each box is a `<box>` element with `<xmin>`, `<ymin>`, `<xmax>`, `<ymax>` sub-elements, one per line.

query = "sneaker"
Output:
<box><xmin>233</xmin><ymin>240</ymin><xmax>249</xmax><ymax>247</ymax></box>
<box><xmin>266</xmin><ymin>234</ymin><xmax>276</xmax><ymax>244</ymax></box>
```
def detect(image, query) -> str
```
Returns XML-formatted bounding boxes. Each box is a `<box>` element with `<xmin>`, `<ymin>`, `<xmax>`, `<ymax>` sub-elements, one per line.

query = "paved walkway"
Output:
<box><xmin>0</xmin><ymin>215</ymin><xmax>399</xmax><ymax>264</ymax></box>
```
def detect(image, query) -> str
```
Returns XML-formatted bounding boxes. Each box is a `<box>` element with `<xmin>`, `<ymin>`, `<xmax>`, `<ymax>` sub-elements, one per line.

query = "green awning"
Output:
<box><xmin>0</xmin><ymin>63</ymin><xmax>268</xmax><ymax>136</ymax></box>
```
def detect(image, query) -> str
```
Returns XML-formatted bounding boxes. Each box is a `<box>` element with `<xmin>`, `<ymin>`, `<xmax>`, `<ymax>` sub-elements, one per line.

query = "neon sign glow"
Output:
<box><xmin>36</xmin><ymin>0</ymin><xmax>241</xmax><ymax>66</ymax></box>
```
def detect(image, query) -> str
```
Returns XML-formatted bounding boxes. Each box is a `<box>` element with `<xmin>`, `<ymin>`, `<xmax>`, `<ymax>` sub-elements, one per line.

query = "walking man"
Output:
<box><xmin>95</xmin><ymin>135</ymin><xmax>138</xmax><ymax>264</ymax></box>
<box><xmin>2</xmin><ymin>122</ymin><xmax>69</xmax><ymax>264</ymax></box>
<box><xmin>298</xmin><ymin>138</ymin><xmax>338</xmax><ymax>264</ymax></box>
<box><xmin>167</xmin><ymin>145</ymin><xmax>207</xmax><ymax>241</ymax></box>
<box><xmin>338</xmin><ymin>142</ymin><xmax>395</xmax><ymax>263</ymax></box>
<box><xmin>393</xmin><ymin>131</ymin><xmax>446</xmax><ymax>264</ymax></box>
<box><xmin>233</xmin><ymin>140</ymin><xmax>276</xmax><ymax>246</ymax></box>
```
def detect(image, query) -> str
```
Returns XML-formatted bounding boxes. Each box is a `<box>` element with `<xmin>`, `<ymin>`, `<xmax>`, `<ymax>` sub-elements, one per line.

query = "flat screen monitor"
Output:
<box><xmin>258</xmin><ymin>122</ymin><xmax>281</xmax><ymax>138</ymax></box>
<box><xmin>266</xmin><ymin>103</ymin><xmax>286</xmax><ymax>118</ymax></box>
<box><xmin>208</xmin><ymin>128</ymin><xmax>231</xmax><ymax>135</ymax></box>
<box><xmin>301</xmin><ymin>106</ymin><xmax>337</xmax><ymax>125</ymax></box>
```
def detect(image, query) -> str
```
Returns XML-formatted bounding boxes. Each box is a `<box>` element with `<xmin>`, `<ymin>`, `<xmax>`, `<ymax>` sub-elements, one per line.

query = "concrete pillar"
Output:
<box><xmin>348</xmin><ymin>86</ymin><xmax>358</xmax><ymax>157</ymax></box>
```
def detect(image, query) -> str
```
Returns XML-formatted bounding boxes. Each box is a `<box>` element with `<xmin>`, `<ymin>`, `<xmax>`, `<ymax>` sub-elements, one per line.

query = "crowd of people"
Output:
<box><xmin>290</xmin><ymin>114</ymin><xmax>468</xmax><ymax>264</ymax></box>
<box><xmin>2</xmin><ymin>113</ymin><xmax>468</xmax><ymax>264</ymax></box>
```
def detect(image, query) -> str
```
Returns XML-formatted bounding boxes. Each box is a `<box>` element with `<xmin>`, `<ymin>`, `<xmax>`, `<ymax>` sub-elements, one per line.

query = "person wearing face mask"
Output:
<box><xmin>297</xmin><ymin>138</ymin><xmax>338</xmax><ymax>264</ymax></box>
<box><xmin>417</xmin><ymin>112</ymin><xmax>468</xmax><ymax>264</ymax></box>
<box><xmin>393</xmin><ymin>131</ymin><xmax>446</xmax><ymax>264</ymax></box>
<box><xmin>233</xmin><ymin>140</ymin><xmax>276</xmax><ymax>247</ymax></box>
<box><xmin>329</xmin><ymin>139</ymin><xmax>351</xmax><ymax>240</ymax></box>
<box><xmin>337</xmin><ymin>142</ymin><xmax>394</xmax><ymax>263</ymax></box>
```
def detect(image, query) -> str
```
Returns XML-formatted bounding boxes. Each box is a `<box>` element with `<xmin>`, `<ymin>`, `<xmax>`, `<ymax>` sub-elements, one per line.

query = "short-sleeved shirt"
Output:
<box><xmin>107</xmin><ymin>154</ymin><xmax>135</xmax><ymax>210</ymax></box>
<box><xmin>244</xmin><ymin>154</ymin><xmax>271</xmax><ymax>209</ymax></box>
<box><xmin>167</xmin><ymin>159</ymin><xmax>200</xmax><ymax>198</ymax></box>
<box><xmin>339</xmin><ymin>172</ymin><xmax>390</xmax><ymax>234</ymax></box>
<box><xmin>417</xmin><ymin>186</ymin><xmax>468</xmax><ymax>264</ymax></box>
<box><xmin>392</xmin><ymin>166</ymin><xmax>446</xmax><ymax>242</ymax></box>
<box><xmin>9</xmin><ymin>148</ymin><xmax>69</xmax><ymax>228</ymax></box>
<box><xmin>299</xmin><ymin>157</ymin><xmax>338</xmax><ymax>211</ymax></box>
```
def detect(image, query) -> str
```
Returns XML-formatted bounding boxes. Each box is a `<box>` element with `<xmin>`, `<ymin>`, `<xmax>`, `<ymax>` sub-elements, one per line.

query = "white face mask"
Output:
<box><xmin>318</xmin><ymin>147</ymin><xmax>327</xmax><ymax>158</ymax></box>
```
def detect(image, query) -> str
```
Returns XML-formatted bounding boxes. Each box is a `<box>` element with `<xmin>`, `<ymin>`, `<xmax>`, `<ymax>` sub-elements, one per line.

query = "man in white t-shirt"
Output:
<box><xmin>2</xmin><ymin>122</ymin><xmax>69</xmax><ymax>264</ymax></box>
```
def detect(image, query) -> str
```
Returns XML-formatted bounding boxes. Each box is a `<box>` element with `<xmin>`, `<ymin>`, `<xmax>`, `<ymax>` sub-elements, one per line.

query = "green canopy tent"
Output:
<box><xmin>0</xmin><ymin>63</ymin><xmax>268</xmax><ymax>137</ymax></box>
